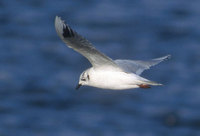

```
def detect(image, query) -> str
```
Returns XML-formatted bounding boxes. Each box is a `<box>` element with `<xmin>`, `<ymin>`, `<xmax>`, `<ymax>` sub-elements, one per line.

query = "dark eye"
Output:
<box><xmin>81</xmin><ymin>78</ymin><xmax>86</xmax><ymax>81</ymax></box>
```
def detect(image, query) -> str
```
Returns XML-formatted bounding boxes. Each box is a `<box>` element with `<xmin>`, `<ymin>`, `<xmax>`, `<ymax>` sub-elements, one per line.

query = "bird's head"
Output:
<box><xmin>76</xmin><ymin>70</ymin><xmax>90</xmax><ymax>90</ymax></box>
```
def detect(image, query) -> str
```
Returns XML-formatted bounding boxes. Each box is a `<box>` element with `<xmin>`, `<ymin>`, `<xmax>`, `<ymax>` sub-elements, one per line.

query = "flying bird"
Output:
<box><xmin>55</xmin><ymin>16</ymin><xmax>170</xmax><ymax>90</ymax></box>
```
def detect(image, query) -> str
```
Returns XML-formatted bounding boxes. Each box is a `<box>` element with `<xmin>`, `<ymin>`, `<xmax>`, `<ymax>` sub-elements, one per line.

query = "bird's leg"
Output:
<box><xmin>138</xmin><ymin>84</ymin><xmax>151</xmax><ymax>88</ymax></box>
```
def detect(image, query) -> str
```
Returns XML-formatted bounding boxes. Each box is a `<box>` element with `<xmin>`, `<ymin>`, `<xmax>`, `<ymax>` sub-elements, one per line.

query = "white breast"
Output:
<box><xmin>87</xmin><ymin>67</ymin><xmax>140</xmax><ymax>90</ymax></box>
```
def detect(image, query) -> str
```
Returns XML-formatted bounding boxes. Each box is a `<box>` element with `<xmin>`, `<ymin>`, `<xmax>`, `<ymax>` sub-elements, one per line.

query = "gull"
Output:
<box><xmin>55</xmin><ymin>16</ymin><xmax>171</xmax><ymax>90</ymax></box>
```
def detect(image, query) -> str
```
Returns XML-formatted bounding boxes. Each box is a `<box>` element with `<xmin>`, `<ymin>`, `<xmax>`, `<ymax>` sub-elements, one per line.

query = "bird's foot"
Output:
<box><xmin>138</xmin><ymin>84</ymin><xmax>151</xmax><ymax>88</ymax></box>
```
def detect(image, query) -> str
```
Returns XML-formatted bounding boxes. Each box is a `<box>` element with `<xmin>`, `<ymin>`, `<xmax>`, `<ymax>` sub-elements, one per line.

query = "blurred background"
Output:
<box><xmin>0</xmin><ymin>0</ymin><xmax>200</xmax><ymax>136</ymax></box>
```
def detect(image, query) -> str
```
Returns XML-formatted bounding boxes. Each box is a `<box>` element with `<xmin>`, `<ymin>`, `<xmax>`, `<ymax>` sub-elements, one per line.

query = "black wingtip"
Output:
<box><xmin>166</xmin><ymin>54</ymin><xmax>171</xmax><ymax>60</ymax></box>
<box><xmin>63</xmin><ymin>24</ymin><xmax>75</xmax><ymax>38</ymax></box>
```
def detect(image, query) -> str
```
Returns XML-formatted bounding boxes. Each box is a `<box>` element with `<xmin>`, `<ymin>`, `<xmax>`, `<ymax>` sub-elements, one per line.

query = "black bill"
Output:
<box><xmin>75</xmin><ymin>84</ymin><xmax>82</xmax><ymax>90</ymax></box>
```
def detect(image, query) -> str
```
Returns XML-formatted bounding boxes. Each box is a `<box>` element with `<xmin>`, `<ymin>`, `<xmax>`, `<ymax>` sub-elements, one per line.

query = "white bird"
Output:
<box><xmin>55</xmin><ymin>16</ymin><xmax>171</xmax><ymax>90</ymax></box>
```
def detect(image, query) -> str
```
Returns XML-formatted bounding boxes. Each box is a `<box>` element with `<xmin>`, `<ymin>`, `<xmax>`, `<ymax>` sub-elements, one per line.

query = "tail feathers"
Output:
<box><xmin>138</xmin><ymin>79</ymin><xmax>162</xmax><ymax>87</ymax></box>
<box><xmin>144</xmin><ymin>80</ymin><xmax>162</xmax><ymax>86</ymax></box>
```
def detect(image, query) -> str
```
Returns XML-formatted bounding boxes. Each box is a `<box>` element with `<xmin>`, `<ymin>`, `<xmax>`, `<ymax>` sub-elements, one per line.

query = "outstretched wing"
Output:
<box><xmin>115</xmin><ymin>55</ymin><xmax>171</xmax><ymax>75</ymax></box>
<box><xmin>55</xmin><ymin>16</ymin><xmax>117</xmax><ymax>68</ymax></box>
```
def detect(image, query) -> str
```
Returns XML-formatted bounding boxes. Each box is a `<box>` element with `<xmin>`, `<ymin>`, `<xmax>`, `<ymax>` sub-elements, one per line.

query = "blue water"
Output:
<box><xmin>0</xmin><ymin>0</ymin><xmax>200</xmax><ymax>136</ymax></box>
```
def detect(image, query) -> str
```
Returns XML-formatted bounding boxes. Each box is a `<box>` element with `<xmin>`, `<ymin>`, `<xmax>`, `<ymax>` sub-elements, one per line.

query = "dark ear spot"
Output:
<box><xmin>81</xmin><ymin>78</ymin><xmax>86</xmax><ymax>81</ymax></box>
<box><xmin>87</xmin><ymin>75</ymin><xmax>90</xmax><ymax>80</ymax></box>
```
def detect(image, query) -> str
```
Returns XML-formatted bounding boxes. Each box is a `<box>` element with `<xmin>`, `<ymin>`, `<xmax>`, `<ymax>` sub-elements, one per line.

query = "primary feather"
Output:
<box><xmin>55</xmin><ymin>16</ymin><xmax>118</xmax><ymax>68</ymax></box>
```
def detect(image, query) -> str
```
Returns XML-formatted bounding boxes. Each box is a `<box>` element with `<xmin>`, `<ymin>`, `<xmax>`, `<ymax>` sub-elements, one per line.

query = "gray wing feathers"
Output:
<box><xmin>115</xmin><ymin>55</ymin><xmax>171</xmax><ymax>75</ymax></box>
<box><xmin>55</xmin><ymin>16</ymin><xmax>117</xmax><ymax>67</ymax></box>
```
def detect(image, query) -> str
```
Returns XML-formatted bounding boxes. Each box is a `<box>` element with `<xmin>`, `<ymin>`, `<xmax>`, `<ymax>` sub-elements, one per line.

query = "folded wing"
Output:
<box><xmin>115</xmin><ymin>55</ymin><xmax>171</xmax><ymax>75</ymax></box>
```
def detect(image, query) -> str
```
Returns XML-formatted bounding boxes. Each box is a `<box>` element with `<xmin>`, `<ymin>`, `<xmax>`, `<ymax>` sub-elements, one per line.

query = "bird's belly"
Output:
<box><xmin>89</xmin><ymin>71</ymin><xmax>139</xmax><ymax>90</ymax></box>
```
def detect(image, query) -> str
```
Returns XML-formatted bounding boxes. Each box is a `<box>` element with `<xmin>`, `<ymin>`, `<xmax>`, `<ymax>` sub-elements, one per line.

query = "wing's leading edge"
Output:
<box><xmin>55</xmin><ymin>16</ymin><xmax>117</xmax><ymax>68</ymax></box>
